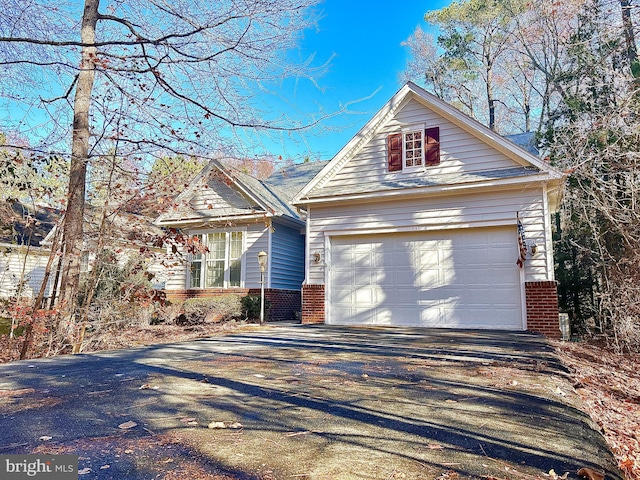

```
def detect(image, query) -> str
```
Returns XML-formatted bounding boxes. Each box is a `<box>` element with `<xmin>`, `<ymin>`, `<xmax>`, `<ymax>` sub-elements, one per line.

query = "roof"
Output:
<box><xmin>315</xmin><ymin>166</ymin><xmax>542</xmax><ymax>199</ymax></box>
<box><xmin>154</xmin><ymin>159</ymin><xmax>327</xmax><ymax>227</ymax></box>
<box><xmin>39</xmin><ymin>207</ymin><xmax>165</xmax><ymax>249</ymax></box>
<box><xmin>0</xmin><ymin>201</ymin><xmax>60</xmax><ymax>247</ymax></box>
<box><xmin>505</xmin><ymin>132</ymin><xmax>539</xmax><ymax>156</ymax></box>
<box><xmin>293</xmin><ymin>82</ymin><xmax>564</xmax><ymax>209</ymax></box>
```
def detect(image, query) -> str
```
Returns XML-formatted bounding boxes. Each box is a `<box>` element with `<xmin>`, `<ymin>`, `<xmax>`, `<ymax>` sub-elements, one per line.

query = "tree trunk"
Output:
<box><xmin>486</xmin><ymin>61</ymin><xmax>496</xmax><ymax>131</ymax></box>
<box><xmin>57</xmin><ymin>0</ymin><xmax>99</xmax><ymax>330</ymax></box>
<box><xmin>620</xmin><ymin>0</ymin><xmax>638</xmax><ymax>72</ymax></box>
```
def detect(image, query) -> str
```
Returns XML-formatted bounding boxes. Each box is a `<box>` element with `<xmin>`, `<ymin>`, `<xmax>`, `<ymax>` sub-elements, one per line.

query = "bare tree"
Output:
<box><xmin>0</xmin><ymin>0</ymin><xmax>324</xmax><ymax>344</ymax></box>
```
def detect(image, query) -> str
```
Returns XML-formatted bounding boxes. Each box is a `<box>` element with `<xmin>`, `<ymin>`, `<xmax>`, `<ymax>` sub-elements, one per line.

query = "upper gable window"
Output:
<box><xmin>404</xmin><ymin>131</ymin><xmax>424</xmax><ymax>170</ymax></box>
<box><xmin>388</xmin><ymin>127</ymin><xmax>440</xmax><ymax>172</ymax></box>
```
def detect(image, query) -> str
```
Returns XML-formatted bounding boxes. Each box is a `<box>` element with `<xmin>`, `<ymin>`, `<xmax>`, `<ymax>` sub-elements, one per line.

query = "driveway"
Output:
<box><xmin>0</xmin><ymin>325</ymin><xmax>622</xmax><ymax>480</ymax></box>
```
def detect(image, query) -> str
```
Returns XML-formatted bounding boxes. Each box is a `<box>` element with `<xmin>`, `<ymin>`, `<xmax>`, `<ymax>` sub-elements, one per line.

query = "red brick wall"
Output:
<box><xmin>301</xmin><ymin>284</ymin><xmax>325</xmax><ymax>324</ymax></box>
<box><xmin>247</xmin><ymin>288</ymin><xmax>301</xmax><ymax>322</ymax></box>
<box><xmin>164</xmin><ymin>288</ymin><xmax>301</xmax><ymax>322</ymax></box>
<box><xmin>525</xmin><ymin>281</ymin><xmax>561</xmax><ymax>338</ymax></box>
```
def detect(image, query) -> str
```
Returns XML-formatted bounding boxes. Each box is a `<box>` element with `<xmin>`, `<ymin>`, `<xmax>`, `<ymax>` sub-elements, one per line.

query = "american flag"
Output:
<box><xmin>516</xmin><ymin>216</ymin><xmax>526</xmax><ymax>268</ymax></box>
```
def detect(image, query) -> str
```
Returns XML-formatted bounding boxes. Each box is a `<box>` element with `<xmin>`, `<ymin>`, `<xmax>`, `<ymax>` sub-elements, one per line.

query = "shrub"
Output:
<box><xmin>240</xmin><ymin>295</ymin><xmax>270</xmax><ymax>322</ymax></box>
<box><xmin>175</xmin><ymin>295</ymin><xmax>243</xmax><ymax>325</ymax></box>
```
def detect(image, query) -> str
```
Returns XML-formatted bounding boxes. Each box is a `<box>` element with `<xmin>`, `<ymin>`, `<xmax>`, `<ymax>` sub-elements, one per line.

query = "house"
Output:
<box><xmin>1</xmin><ymin>200</ymin><xmax>168</xmax><ymax>302</ymax></box>
<box><xmin>292</xmin><ymin>82</ymin><xmax>565</xmax><ymax>337</ymax></box>
<box><xmin>154</xmin><ymin>159</ymin><xmax>326</xmax><ymax>321</ymax></box>
<box><xmin>0</xmin><ymin>201</ymin><xmax>58</xmax><ymax>299</ymax></box>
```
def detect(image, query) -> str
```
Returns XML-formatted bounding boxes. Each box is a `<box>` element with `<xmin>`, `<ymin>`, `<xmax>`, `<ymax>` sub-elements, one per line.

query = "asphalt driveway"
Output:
<box><xmin>0</xmin><ymin>325</ymin><xmax>622</xmax><ymax>480</ymax></box>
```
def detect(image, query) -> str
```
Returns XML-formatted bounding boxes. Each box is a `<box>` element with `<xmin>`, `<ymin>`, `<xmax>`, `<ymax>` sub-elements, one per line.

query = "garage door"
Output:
<box><xmin>328</xmin><ymin>227</ymin><xmax>524</xmax><ymax>329</ymax></box>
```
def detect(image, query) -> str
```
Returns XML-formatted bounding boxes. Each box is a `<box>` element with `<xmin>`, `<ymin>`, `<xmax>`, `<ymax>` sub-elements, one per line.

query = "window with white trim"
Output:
<box><xmin>387</xmin><ymin>126</ymin><xmax>440</xmax><ymax>172</ymax></box>
<box><xmin>189</xmin><ymin>231</ymin><xmax>244</xmax><ymax>288</ymax></box>
<box><xmin>403</xmin><ymin>130</ymin><xmax>424</xmax><ymax>170</ymax></box>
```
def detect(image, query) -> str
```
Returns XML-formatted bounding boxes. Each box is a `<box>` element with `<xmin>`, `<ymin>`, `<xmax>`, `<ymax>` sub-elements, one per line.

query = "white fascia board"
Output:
<box><xmin>155</xmin><ymin>213</ymin><xmax>272</xmax><ymax>228</ymax></box>
<box><xmin>295</xmin><ymin>173</ymin><xmax>556</xmax><ymax>207</ymax></box>
<box><xmin>293</xmin><ymin>84</ymin><xmax>414</xmax><ymax>204</ymax></box>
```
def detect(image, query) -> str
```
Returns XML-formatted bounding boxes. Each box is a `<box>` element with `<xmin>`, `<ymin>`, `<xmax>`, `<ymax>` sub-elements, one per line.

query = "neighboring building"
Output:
<box><xmin>1</xmin><ymin>200</ymin><xmax>166</xmax><ymax>301</ymax></box>
<box><xmin>0</xmin><ymin>201</ymin><xmax>58</xmax><ymax>300</ymax></box>
<box><xmin>293</xmin><ymin>82</ymin><xmax>565</xmax><ymax>337</ymax></box>
<box><xmin>155</xmin><ymin>159</ymin><xmax>326</xmax><ymax>321</ymax></box>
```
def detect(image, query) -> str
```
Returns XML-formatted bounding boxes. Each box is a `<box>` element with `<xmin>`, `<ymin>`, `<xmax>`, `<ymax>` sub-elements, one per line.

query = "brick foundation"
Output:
<box><xmin>164</xmin><ymin>288</ymin><xmax>301</xmax><ymax>322</ymax></box>
<box><xmin>525</xmin><ymin>281</ymin><xmax>561</xmax><ymax>338</ymax></box>
<box><xmin>301</xmin><ymin>284</ymin><xmax>325</xmax><ymax>324</ymax></box>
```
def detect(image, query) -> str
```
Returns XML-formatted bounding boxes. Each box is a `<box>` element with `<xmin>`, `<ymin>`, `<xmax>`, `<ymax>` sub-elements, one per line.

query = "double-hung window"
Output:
<box><xmin>189</xmin><ymin>231</ymin><xmax>244</xmax><ymax>288</ymax></box>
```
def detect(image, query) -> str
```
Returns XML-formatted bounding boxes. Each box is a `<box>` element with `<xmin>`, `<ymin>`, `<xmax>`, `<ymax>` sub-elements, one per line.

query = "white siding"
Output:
<box><xmin>321</xmin><ymin>98</ymin><xmax>521</xmax><ymax>193</ymax></box>
<box><xmin>0</xmin><ymin>246</ymin><xmax>53</xmax><ymax>299</ymax></box>
<box><xmin>307</xmin><ymin>186</ymin><xmax>551</xmax><ymax>285</ymax></box>
<box><xmin>270</xmin><ymin>222</ymin><xmax>305</xmax><ymax>290</ymax></box>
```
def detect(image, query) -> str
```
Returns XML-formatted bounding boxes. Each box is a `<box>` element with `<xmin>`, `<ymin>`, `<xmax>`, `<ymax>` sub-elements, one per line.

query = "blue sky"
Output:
<box><xmin>246</xmin><ymin>0</ymin><xmax>451</xmax><ymax>162</ymax></box>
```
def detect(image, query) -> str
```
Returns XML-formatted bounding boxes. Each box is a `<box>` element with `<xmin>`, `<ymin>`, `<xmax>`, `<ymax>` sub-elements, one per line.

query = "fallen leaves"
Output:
<box><xmin>577</xmin><ymin>467</ymin><xmax>605</xmax><ymax>480</ymax></box>
<box><xmin>547</xmin><ymin>469</ymin><xmax>569</xmax><ymax>479</ymax></box>
<box><xmin>179</xmin><ymin>417</ymin><xmax>198</xmax><ymax>426</ymax></box>
<box><xmin>554</xmin><ymin>340</ymin><xmax>640</xmax><ymax>480</ymax></box>
<box><xmin>118</xmin><ymin>420</ymin><xmax>138</xmax><ymax>430</ymax></box>
<box><xmin>207</xmin><ymin>421</ymin><xmax>243</xmax><ymax>429</ymax></box>
<box><xmin>0</xmin><ymin>388</ymin><xmax>35</xmax><ymax>397</ymax></box>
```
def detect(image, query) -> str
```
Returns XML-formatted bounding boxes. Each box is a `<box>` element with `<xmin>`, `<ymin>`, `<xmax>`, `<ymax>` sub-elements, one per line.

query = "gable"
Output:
<box><xmin>295</xmin><ymin>82</ymin><xmax>564</xmax><ymax>206</ymax></box>
<box><xmin>155</xmin><ymin>159</ymin><xmax>328</xmax><ymax>228</ymax></box>
<box><xmin>155</xmin><ymin>164</ymin><xmax>266</xmax><ymax>227</ymax></box>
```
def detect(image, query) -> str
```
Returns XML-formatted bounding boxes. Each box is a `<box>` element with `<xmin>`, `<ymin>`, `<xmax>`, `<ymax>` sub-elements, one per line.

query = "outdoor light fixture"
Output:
<box><xmin>529</xmin><ymin>242</ymin><xmax>538</xmax><ymax>255</ymax></box>
<box><xmin>257</xmin><ymin>251</ymin><xmax>268</xmax><ymax>325</ymax></box>
<box><xmin>313</xmin><ymin>252</ymin><xmax>321</xmax><ymax>264</ymax></box>
<box><xmin>257</xmin><ymin>250</ymin><xmax>268</xmax><ymax>273</ymax></box>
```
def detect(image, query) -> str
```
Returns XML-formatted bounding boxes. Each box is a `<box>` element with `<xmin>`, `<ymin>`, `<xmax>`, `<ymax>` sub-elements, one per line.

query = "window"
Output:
<box><xmin>387</xmin><ymin>127</ymin><xmax>440</xmax><ymax>172</ymax></box>
<box><xmin>404</xmin><ymin>130</ymin><xmax>423</xmax><ymax>169</ymax></box>
<box><xmin>189</xmin><ymin>231</ymin><xmax>244</xmax><ymax>288</ymax></box>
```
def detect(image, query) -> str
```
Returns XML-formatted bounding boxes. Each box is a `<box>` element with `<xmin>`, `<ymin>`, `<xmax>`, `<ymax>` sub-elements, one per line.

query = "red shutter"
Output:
<box><xmin>425</xmin><ymin>127</ymin><xmax>440</xmax><ymax>166</ymax></box>
<box><xmin>387</xmin><ymin>133</ymin><xmax>402</xmax><ymax>172</ymax></box>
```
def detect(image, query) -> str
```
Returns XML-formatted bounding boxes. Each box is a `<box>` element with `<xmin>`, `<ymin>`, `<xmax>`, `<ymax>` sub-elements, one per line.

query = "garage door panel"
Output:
<box><xmin>328</xmin><ymin>227</ymin><xmax>523</xmax><ymax>330</ymax></box>
<box><xmin>417</xmin><ymin>269</ymin><xmax>441</xmax><ymax>288</ymax></box>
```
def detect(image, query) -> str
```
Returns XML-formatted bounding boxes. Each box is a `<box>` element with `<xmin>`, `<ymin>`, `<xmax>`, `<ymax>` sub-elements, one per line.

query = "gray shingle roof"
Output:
<box><xmin>505</xmin><ymin>132</ymin><xmax>539</xmax><ymax>156</ymax></box>
<box><xmin>234</xmin><ymin>161</ymin><xmax>327</xmax><ymax>218</ymax></box>
<box><xmin>0</xmin><ymin>201</ymin><xmax>59</xmax><ymax>246</ymax></box>
<box><xmin>308</xmin><ymin>166</ymin><xmax>541</xmax><ymax>199</ymax></box>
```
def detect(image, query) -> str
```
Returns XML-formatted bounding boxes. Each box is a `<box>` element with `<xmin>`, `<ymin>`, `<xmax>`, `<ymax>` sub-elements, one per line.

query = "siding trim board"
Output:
<box><xmin>296</xmin><ymin>173</ymin><xmax>555</xmax><ymax>206</ymax></box>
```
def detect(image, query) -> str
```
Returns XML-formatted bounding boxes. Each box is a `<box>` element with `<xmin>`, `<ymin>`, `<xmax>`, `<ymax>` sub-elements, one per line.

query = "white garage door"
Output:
<box><xmin>328</xmin><ymin>227</ymin><xmax>524</xmax><ymax>329</ymax></box>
